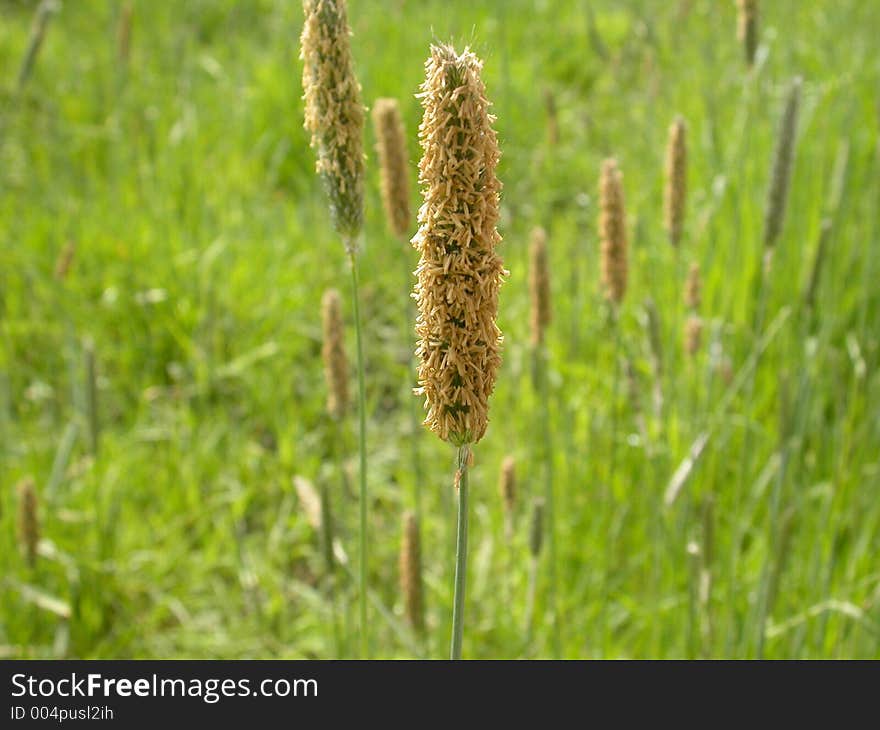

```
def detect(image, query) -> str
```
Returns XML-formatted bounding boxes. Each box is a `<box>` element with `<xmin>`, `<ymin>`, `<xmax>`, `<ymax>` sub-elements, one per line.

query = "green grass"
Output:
<box><xmin>2</xmin><ymin>0</ymin><xmax>879</xmax><ymax>658</ymax></box>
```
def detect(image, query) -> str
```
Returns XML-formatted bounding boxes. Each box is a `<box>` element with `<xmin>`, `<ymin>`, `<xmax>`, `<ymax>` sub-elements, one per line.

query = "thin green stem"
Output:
<box><xmin>600</xmin><ymin>311</ymin><xmax>621</xmax><ymax>657</ymax></box>
<box><xmin>450</xmin><ymin>444</ymin><xmax>471</xmax><ymax>660</ymax></box>
<box><xmin>349</xmin><ymin>253</ymin><xmax>369</xmax><ymax>659</ymax></box>
<box><xmin>523</xmin><ymin>556</ymin><xmax>539</xmax><ymax>654</ymax></box>
<box><xmin>608</xmin><ymin>317</ymin><xmax>622</xmax><ymax>495</ymax></box>
<box><xmin>728</xmin><ymin>258</ymin><xmax>770</xmax><ymax>654</ymax></box>
<box><xmin>536</xmin><ymin>343</ymin><xmax>560</xmax><ymax>657</ymax></box>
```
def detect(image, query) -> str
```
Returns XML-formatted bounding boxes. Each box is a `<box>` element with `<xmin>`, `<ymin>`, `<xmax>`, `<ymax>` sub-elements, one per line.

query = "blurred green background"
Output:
<box><xmin>1</xmin><ymin>0</ymin><xmax>879</xmax><ymax>658</ymax></box>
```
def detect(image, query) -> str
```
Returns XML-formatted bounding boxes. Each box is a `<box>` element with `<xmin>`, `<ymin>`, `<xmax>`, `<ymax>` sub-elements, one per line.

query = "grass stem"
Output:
<box><xmin>535</xmin><ymin>344</ymin><xmax>560</xmax><ymax>657</ymax></box>
<box><xmin>450</xmin><ymin>444</ymin><xmax>471</xmax><ymax>660</ymax></box>
<box><xmin>348</xmin><ymin>252</ymin><xmax>369</xmax><ymax>659</ymax></box>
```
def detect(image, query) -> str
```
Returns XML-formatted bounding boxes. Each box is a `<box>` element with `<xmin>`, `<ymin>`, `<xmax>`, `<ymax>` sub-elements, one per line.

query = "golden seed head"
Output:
<box><xmin>498</xmin><ymin>455</ymin><xmax>516</xmax><ymax>515</ymax></box>
<box><xmin>599</xmin><ymin>158</ymin><xmax>628</xmax><ymax>306</ymax></box>
<box><xmin>528</xmin><ymin>227</ymin><xmax>552</xmax><ymax>347</ymax></box>
<box><xmin>321</xmin><ymin>288</ymin><xmax>349</xmax><ymax>419</ymax></box>
<box><xmin>685</xmin><ymin>315</ymin><xmax>703</xmax><ymax>357</ymax></box>
<box><xmin>400</xmin><ymin>510</ymin><xmax>425</xmax><ymax>634</ymax></box>
<box><xmin>16</xmin><ymin>477</ymin><xmax>39</xmax><ymax>566</ymax></box>
<box><xmin>684</xmin><ymin>261</ymin><xmax>702</xmax><ymax>310</ymax></box>
<box><xmin>763</xmin><ymin>77</ymin><xmax>802</xmax><ymax>249</ymax></box>
<box><xmin>372</xmin><ymin>97</ymin><xmax>412</xmax><ymax>240</ymax></box>
<box><xmin>529</xmin><ymin>497</ymin><xmax>545</xmax><ymax>558</ymax></box>
<box><xmin>300</xmin><ymin>0</ymin><xmax>365</xmax><ymax>250</ymax></box>
<box><xmin>412</xmin><ymin>44</ymin><xmax>506</xmax><ymax>446</ymax></box>
<box><xmin>736</xmin><ymin>0</ymin><xmax>759</xmax><ymax>67</ymax></box>
<box><xmin>293</xmin><ymin>475</ymin><xmax>323</xmax><ymax>530</ymax></box>
<box><xmin>663</xmin><ymin>116</ymin><xmax>688</xmax><ymax>247</ymax></box>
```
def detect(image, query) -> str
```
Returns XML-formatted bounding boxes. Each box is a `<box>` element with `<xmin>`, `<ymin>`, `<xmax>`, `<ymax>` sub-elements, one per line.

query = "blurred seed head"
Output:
<box><xmin>321</xmin><ymin>289</ymin><xmax>349</xmax><ymax>419</ymax></box>
<box><xmin>372</xmin><ymin>97</ymin><xmax>412</xmax><ymax>240</ymax></box>
<box><xmin>599</xmin><ymin>158</ymin><xmax>628</xmax><ymax>306</ymax></box>
<box><xmin>684</xmin><ymin>261</ymin><xmax>702</xmax><ymax>310</ymax></box>
<box><xmin>528</xmin><ymin>227</ymin><xmax>551</xmax><ymax>347</ymax></box>
<box><xmin>300</xmin><ymin>0</ymin><xmax>365</xmax><ymax>250</ymax></box>
<box><xmin>736</xmin><ymin>0</ymin><xmax>759</xmax><ymax>68</ymax></box>
<box><xmin>498</xmin><ymin>455</ymin><xmax>516</xmax><ymax>516</ymax></box>
<box><xmin>544</xmin><ymin>88</ymin><xmax>559</xmax><ymax>147</ymax></box>
<box><xmin>664</xmin><ymin>116</ymin><xmax>688</xmax><ymax>247</ymax></box>
<box><xmin>16</xmin><ymin>477</ymin><xmax>39</xmax><ymax>567</ymax></box>
<box><xmin>293</xmin><ymin>475</ymin><xmax>323</xmax><ymax>530</ymax></box>
<box><xmin>412</xmin><ymin>44</ymin><xmax>506</xmax><ymax>446</ymax></box>
<box><xmin>54</xmin><ymin>239</ymin><xmax>76</xmax><ymax>281</ymax></box>
<box><xmin>400</xmin><ymin>510</ymin><xmax>425</xmax><ymax>635</ymax></box>
<box><xmin>642</xmin><ymin>297</ymin><xmax>664</xmax><ymax>376</ymax></box>
<box><xmin>529</xmin><ymin>497</ymin><xmax>545</xmax><ymax>558</ymax></box>
<box><xmin>685</xmin><ymin>315</ymin><xmax>703</xmax><ymax>357</ymax></box>
<box><xmin>117</xmin><ymin>2</ymin><xmax>134</xmax><ymax>65</ymax></box>
<box><xmin>763</xmin><ymin>77</ymin><xmax>802</xmax><ymax>250</ymax></box>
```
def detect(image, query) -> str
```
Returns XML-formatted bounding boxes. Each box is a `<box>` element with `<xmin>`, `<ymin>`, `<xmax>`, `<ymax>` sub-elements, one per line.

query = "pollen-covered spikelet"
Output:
<box><xmin>498</xmin><ymin>455</ymin><xmax>516</xmax><ymax>516</ymax></box>
<box><xmin>684</xmin><ymin>262</ymin><xmax>702</xmax><ymax>310</ymax></box>
<box><xmin>736</xmin><ymin>0</ymin><xmax>759</xmax><ymax>67</ymax></box>
<box><xmin>300</xmin><ymin>0</ymin><xmax>365</xmax><ymax>250</ymax></box>
<box><xmin>399</xmin><ymin>510</ymin><xmax>425</xmax><ymax>634</ymax></box>
<box><xmin>16</xmin><ymin>477</ymin><xmax>39</xmax><ymax>566</ymax></box>
<box><xmin>321</xmin><ymin>289</ymin><xmax>349</xmax><ymax>419</ymax></box>
<box><xmin>412</xmin><ymin>45</ymin><xmax>505</xmax><ymax>446</ymax></box>
<box><xmin>599</xmin><ymin>158</ymin><xmax>628</xmax><ymax>306</ymax></box>
<box><xmin>685</xmin><ymin>315</ymin><xmax>703</xmax><ymax>357</ymax></box>
<box><xmin>528</xmin><ymin>227</ymin><xmax>551</xmax><ymax>347</ymax></box>
<box><xmin>372</xmin><ymin>98</ymin><xmax>412</xmax><ymax>240</ymax></box>
<box><xmin>763</xmin><ymin>77</ymin><xmax>802</xmax><ymax>250</ymax></box>
<box><xmin>664</xmin><ymin>116</ymin><xmax>688</xmax><ymax>247</ymax></box>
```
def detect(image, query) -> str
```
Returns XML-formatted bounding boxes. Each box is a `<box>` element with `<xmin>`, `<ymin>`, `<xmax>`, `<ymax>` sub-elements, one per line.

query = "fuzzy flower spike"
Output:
<box><xmin>300</xmin><ymin>0</ymin><xmax>365</xmax><ymax>251</ymax></box>
<box><xmin>412</xmin><ymin>45</ymin><xmax>506</xmax><ymax>447</ymax></box>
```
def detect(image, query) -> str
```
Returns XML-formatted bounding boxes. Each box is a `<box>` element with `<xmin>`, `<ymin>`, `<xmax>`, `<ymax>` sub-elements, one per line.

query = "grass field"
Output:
<box><xmin>2</xmin><ymin>0</ymin><xmax>879</xmax><ymax>659</ymax></box>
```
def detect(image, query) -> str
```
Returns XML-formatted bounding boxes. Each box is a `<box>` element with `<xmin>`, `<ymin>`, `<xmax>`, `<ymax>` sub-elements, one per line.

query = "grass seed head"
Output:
<box><xmin>664</xmin><ymin>116</ymin><xmax>688</xmax><ymax>246</ymax></box>
<box><xmin>643</xmin><ymin>297</ymin><xmax>664</xmax><ymax>376</ymax></box>
<box><xmin>412</xmin><ymin>44</ymin><xmax>506</xmax><ymax>446</ymax></box>
<box><xmin>763</xmin><ymin>77</ymin><xmax>802</xmax><ymax>249</ymax></box>
<box><xmin>498</xmin><ymin>455</ymin><xmax>516</xmax><ymax>515</ymax></box>
<box><xmin>372</xmin><ymin>97</ymin><xmax>412</xmax><ymax>240</ymax></box>
<box><xmin>300</xmin><ymin>0</ymin><xmax>365</xmax><ymax>250</ymax></box>
<box><xmin>54</xmin><ymin>239</ymin><xmax>76</xmax><ymax>281</ymax></box>
<box><xmin>599</xmin><ymin>158</ymin><xmax>628</xmax><ymax>306</ymax></box>
<box><xmin>544</xmin><ymin>88</ymin><xmax>559</xmax><ymax>146</ymax></box>
<box><xmin>16</xmin><ymin>477</ymin><xmax>39</xmax><ymax>567</ymax></box>
<box><xmin>117</xmin><ymin>2</ymin><xmax>133</xmax><ymax>65</ymax></box>
<box><xmin>400</xmin><ymin>510</ymin><xmax>425</xmax><ymax>634</ymax></box>
<box><xmin>321</xmin><ymin>288</ymin><xmax>349</xmax><ymax>419</ymax></box>
<box><xmin>684</xmin><ymin>261</ymin><xmax>702</xmax><ymax>310</ymax></box>
<box><xmin>529</xmin><ymin>497</ymin><xmax>545</xmax><ymax>558</ymax></box>
<box><xmin>528</xmin><ymin>226</ymin><xmax>552</xmax><ymax>347</ymax></box>
<box><xmin>293</xmin><ymin>475</ymin><xmax>323</xmax><ymax>530</ymax></box>
<box><xmin>685</xmin><ymin>315</ymin><xmax>703</xmax><ymax>357</ymax></box>
<box><xmin>737</xmin><ymin>0</ymin><xmax>759</xmax><ymax>67</ymax></box>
